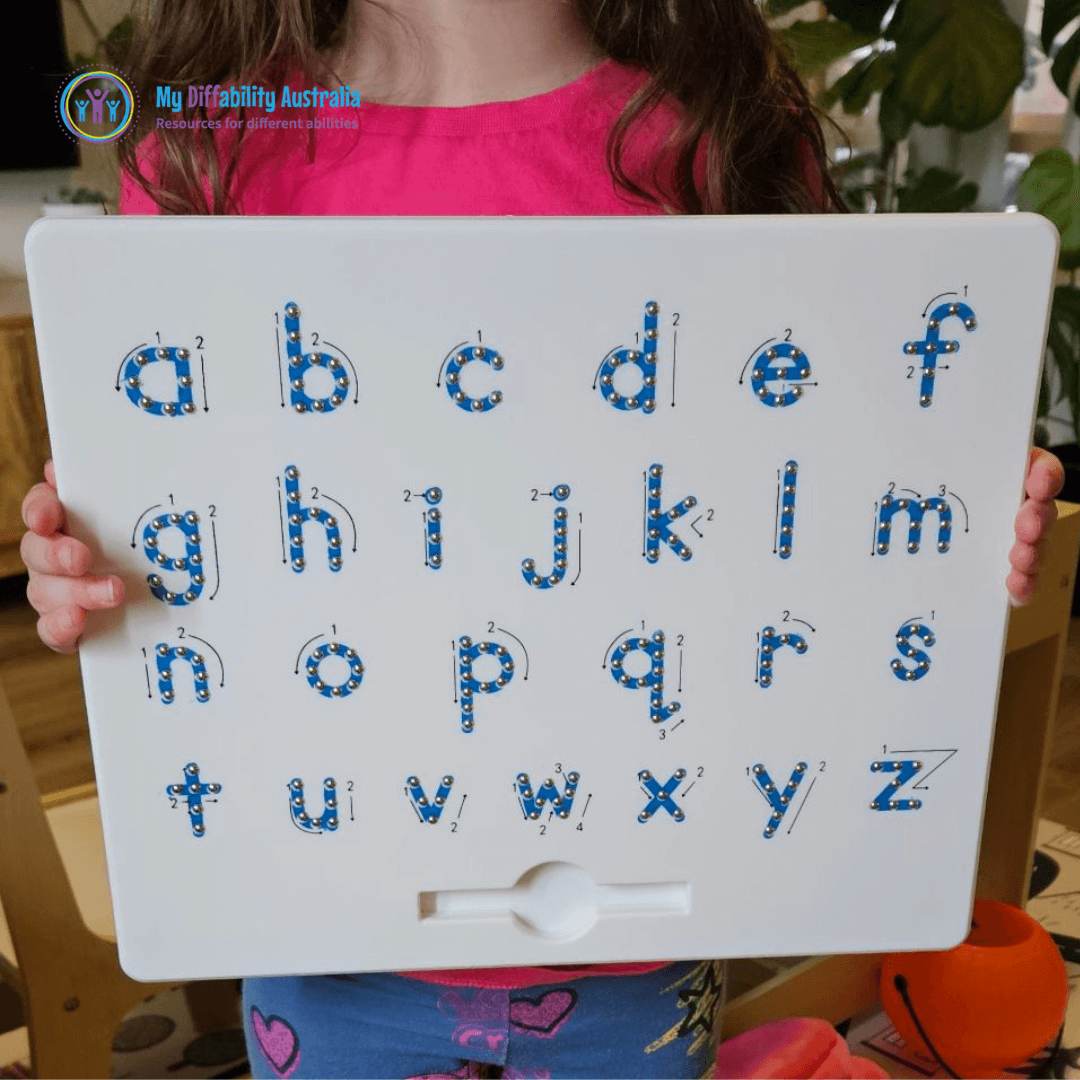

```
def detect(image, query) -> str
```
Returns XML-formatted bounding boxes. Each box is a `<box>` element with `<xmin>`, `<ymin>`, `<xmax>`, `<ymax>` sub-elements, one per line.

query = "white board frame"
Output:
<box><xmin>24</xmin><ymin>213</ymin><xmax>1058</xmax><ymax>980</ymax></box>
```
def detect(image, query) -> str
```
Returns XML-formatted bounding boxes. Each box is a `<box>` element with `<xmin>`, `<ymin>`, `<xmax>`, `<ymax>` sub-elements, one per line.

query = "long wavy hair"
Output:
<box><xmin>116</xmin><ymin>0</ymin><xmax>845</xmax><ymax>215</ymax></box>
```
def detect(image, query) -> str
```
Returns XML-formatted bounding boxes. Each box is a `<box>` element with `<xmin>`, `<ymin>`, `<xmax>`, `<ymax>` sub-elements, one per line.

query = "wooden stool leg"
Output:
<box><xmin>0</xmin><ymin>679</ymin><xmax>168</xmax><ymax>1078</ymax></box>
<box><xmin>184</xmin><ymin>980</ymin><xmax>241</xmax><ymax>1037</ymax></box>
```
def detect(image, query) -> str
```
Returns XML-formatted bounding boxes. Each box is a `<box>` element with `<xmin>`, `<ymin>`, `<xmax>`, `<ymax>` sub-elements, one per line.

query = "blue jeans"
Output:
<box><xmin>243</xmin><ymin>961</ymin><xmax>722</xmax><ymax>1079</ymax></box>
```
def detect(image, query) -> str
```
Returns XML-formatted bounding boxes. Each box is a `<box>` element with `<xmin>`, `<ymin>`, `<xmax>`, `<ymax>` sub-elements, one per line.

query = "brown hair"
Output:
<box><xmin>117</xmin><ymin>0</ymin><xmax>845</xmax><ymax>215</ymax></box>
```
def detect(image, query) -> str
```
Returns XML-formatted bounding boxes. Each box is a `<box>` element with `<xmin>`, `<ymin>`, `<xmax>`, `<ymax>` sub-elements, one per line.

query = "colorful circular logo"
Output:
<box><xmin>55</xmin><ymin>66</ymin><xmax>138</xmax><ymax>145</ymax></box>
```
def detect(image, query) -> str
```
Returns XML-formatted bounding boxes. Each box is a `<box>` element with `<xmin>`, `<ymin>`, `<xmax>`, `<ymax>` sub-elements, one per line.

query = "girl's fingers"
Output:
<box><xmin>36</xmin><ymin>604</ymin><xmax>86</xmax><ymax>653</ymax></box>
<box><xmin>1008</xmin><ymin>539</ymin><xmax>1040</xmax><ymax>576</ymax></box>
<box><xmin>44</xmin><ymin>459</ymin><xmax>57</xmax><ymax>488</ymax></box>
<box><xmin>1006</xmin><ymin>568</ymin><xmax>1036</xmax><ymax>607</ymax></box>
<box><xmin>20</xmin><ymin>530</ymin><xmax>91</xmax><ymax>577</ymax></box>
<box><xmin>1026</xmin><ymin>447</ymin><xmax>1066</xmax><ymax>502</ymax></box>
<box><xmin>1014</xmin><ymin>497</ymin><xmax>1057</xmax><ymax>545</ymax></box>
<box><xmin>26</xmin><ymin>572</ymin><xmax>124</xmax><ymax>616</ymax></box>
<box><xmin>21</xmin><ymin>480</ymin><xmax>65</xmax><ymax>536</ymax></box>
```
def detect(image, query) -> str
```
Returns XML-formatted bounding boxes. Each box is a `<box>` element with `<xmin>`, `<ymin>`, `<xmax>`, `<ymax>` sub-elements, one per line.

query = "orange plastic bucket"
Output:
<box><xmin>880</xmin><ymin>898</ymin><xmax>1066</xmax><ymax>1078</ymax></box>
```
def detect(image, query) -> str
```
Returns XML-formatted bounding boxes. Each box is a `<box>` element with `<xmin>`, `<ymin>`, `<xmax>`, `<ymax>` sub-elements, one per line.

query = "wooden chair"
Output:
<box><xmin>0</xmin><ymin>676</ymin><xmax>172</xmax><ymax>1078</ymax></box>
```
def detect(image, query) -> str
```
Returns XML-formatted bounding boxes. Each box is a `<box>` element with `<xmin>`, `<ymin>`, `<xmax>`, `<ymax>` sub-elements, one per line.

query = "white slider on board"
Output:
<box><xmin>418</xmin><ymin>861</ymin><xmax>690</xmax><ymax>941</ymax></box>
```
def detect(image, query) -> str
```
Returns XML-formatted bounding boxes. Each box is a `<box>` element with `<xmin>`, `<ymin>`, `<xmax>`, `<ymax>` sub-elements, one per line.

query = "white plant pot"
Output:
<box><xmin>40</xmin><ymin>202</ymin><xmax>106</xmax><ymax>217</ymax></box>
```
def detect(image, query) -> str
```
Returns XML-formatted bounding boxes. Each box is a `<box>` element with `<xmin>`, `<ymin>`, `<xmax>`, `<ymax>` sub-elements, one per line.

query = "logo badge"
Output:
<box><xmin>56</xmin><ymin>66</ymin><xmax>138</xmax><ymax>144</ymax></box>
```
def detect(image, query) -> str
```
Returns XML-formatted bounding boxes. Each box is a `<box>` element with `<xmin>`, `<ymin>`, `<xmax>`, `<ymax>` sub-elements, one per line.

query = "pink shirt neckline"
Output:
<box><xmin>337</xmin><ymin>57</ymin><xmax>624</xmax><ymax>136</ymax></box>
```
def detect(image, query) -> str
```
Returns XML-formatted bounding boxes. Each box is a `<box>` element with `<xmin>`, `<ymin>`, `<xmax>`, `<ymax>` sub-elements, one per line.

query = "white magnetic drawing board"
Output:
<box><xmin>24</xmin><ymin>214</ymin><xmax>1057</xmax><ymax>982</ymax></box>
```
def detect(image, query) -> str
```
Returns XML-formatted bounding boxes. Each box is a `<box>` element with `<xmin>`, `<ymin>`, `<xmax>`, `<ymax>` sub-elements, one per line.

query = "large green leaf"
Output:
<box><xmin>877</xmin><ymin>80</ymin><xmax>914</xmax><ymax>143</ymax></box>
<box><xmin>823</xmin><ymin>0</ymin><xmax>894</xmax><ymax>35</ymax></box>
<box><xmin>890</xmin><ymin>0</ymin><xmax>1025</xmax><ymax>131</ymax></box>
<box><xmin>1017</xmin><ymin>148</ymin><xmax>1080</xmax><ymax>270</ymax></box>
<box><xmin>103</xmin><ymin>14</ymin><xmax>134</xmax><ymax>67</ymax></box>
<box><xmin>1045</xmin><ymin>285</ymin><xmax>1080</xmax><ymax>441</ymax></box>
<box><xmin>777</xmin><ymin>19</ymin><xmax>879</xmax><ymax>76</ymax></box>
<box><xmin>820</xmin><ymin>50</ymin><xmax>896</xmax><ymax>113</ymax></box>
<box><xmin>895</xmin><ymin>166</ymin><xmax>979</xmax><ymax>212</ymax></box>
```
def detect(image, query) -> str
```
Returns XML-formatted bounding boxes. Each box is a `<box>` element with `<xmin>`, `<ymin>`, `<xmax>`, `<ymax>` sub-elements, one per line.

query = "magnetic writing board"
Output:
<box><xmin>24</xmin><ymin>214</ymin><xmax>1057</xmax><ymax>980</ymax></box>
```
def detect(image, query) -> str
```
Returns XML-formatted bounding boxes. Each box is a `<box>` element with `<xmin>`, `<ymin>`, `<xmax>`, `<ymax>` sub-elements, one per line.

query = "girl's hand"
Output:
<box><xmin>1008</xmin><ymin>447</ymin><xmax>1066</xmax><ymax>606</ymax></box>
<box><xmin>21</xmin><ymin>461</ymin><xmax>125</xmax><ymax>653</ymax></box>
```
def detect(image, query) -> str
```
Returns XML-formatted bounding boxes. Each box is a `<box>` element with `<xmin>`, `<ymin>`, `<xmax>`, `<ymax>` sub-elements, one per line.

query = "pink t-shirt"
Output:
<box><xmin>120</xmin><ymin>58</ymin><xmax>685</xmax><ymax>216</ymax></box>
<box><xmin>121</xmin><ymin>58</ymin><xmax>689</xmax><ymax>989</ymax></box>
